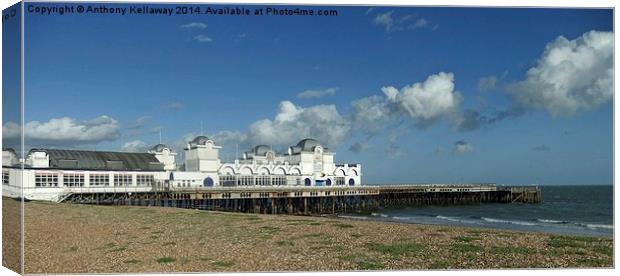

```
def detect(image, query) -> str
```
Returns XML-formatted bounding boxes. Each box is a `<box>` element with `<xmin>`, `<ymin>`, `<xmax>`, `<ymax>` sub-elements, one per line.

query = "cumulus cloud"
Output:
<box><xmin>3</xmin><ymin>115</ymin><xmax>120</xmax><ymax>147</ymax></box>
<box><xmin>453</xmin><ymin>140</ymin><xmax>473</xmax><ymax>154</ymax></box>
<box><xmin>351</xmin><ymin>72</ymin><xmax>460</xmax><ymax>136</ymax></box>
<box><xmin>193</xmin><ymin>34</ymin><xmax>213</xmax><ymax>43</ymax></box>
<box><xmin>122</xmin><ymin>140</ymin><xmax>147</xmax><ymax>152</ymax></box>
<box><xmin>382</xmin><ymin>72</ymin><xmax>460</xmax><ymax>122</ymax></box>
<box><xmin>297</xmin><ymin>87</ymin><xmax>338</xmax><ymax>99</ymax></box>
<box><xmin>508</xmin><ymin>30</ymin><xmax>613</xmax><ymax>117</ymax></box>
<box><xmin>180</xmin><ymin>22</ymin><xmax>207</xmax><ymax>29</ymax></box>
<box><xmin>248</xmin><ymin>101</ymin><xmax>351</xmax><ymax>148</ymax></box>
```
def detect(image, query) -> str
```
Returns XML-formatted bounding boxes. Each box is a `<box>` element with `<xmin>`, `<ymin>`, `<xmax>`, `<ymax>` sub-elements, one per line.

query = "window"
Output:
<box><xmin>238</xmin><ymin>175</ymin><xmax>253</xmax><ymax>186</ymax></box>
<box><xmin>2</xmin><ymin>170</ymin><xmax>9</xmax><ymax>186</ymax></box>
<box><xmin>272</xmin><ymin>175</ymin><xmax>286</xmax><ymax>186</ymax></box>
<box><xmin>63</xmin><ymin>173</ymin><xmax>84</xmax><ymax>187</ymax></box>
<box><xmin>335</xmin><ymin>177</ymin><xmax>345</xmax><ymax>186</ymax></box>
<box><xmin>89</xmin><ymin>174</ymin><xmax>109</xmax><ymax>186</ymax></box>
<box><xmin>222</xmin><ymin>193</ymin><xmax>231</xmax><ymax>199</ymax></box>
<box><xmin>220</xmin><ymin>175</ymin><xmax>236</xmax><ymax>187</ymax></box>
<box><xmin>256</xmin><ymin>175</ymin><xmax>270</xmax><ymax>186</ymax></box>
<box><xmin>114</xmin><ymin>174</ymin><xmax>132</xmax><ymax>186</ymax></box>
<box><xmin>35</xmin><ymin>172</ymin><xmax>59</xmax><ymax>187</ymax></box>
<box><xmin>137</xmin><ymin>175</ymin><xmax>154</xmax><ymax>186</ymax></box>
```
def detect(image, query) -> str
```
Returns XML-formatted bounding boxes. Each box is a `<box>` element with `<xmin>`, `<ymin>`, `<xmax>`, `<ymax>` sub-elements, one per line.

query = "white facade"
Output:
<box><xmin>2</xmin><ymin>137</ymin><xmax>362</xmax><ymax>201</ymax></box>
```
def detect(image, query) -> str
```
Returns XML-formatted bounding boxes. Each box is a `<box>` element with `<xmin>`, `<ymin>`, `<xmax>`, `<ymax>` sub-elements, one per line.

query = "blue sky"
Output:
<box><xmin>3</xmin><ymin>3</ymin><xmax>613</xmax><ymax>185</ymax></box>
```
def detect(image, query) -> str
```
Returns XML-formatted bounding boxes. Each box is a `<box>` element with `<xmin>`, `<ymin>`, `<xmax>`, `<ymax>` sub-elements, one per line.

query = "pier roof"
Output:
<box><xmin>29</xmin><ymin>149</ymin><xmax>165</xmax><ymax>171</ymax></box>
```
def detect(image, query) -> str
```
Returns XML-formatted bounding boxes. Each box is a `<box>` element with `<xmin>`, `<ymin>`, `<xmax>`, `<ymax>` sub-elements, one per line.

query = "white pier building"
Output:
<box><xmin>2</xmin><ymin>137</ymin><xmax>362</xmax><ymax>201</ymax></box>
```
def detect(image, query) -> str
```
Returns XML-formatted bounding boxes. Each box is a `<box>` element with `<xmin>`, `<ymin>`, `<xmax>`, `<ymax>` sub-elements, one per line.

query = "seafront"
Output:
<box><xmin>3</xmin><ymin>198</ymin><xmax>613</xmax><ymax>273</ymax></box>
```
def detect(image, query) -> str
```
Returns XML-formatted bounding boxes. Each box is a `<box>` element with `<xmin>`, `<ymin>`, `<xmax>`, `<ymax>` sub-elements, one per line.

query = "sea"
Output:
<box><xmin>339</xmin><ymin>185</ymin><xmax>614</xmax><ymax>237</ymax></box>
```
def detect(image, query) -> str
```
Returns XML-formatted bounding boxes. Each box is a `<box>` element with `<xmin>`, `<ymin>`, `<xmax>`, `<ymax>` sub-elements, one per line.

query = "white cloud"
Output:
<box><xmin>508</xmin><ymin>30</ymin><xmax>613</xmax><ymax>117</ymax></box>
<box><xmin>3</xmin><ymin>115</ymin><xmax>120</xmax><ymax>146</ymax></box>
<box><xmin>193</xmin><ymin>34</ymin><xmax>213</xmax><ymax>43</ymax></box>
<box><xmin>383</xmin><ymin>72</ymin><xmax>461</xmax><ymax>121</ymax></box>
<box><xmin>180</xmin><ymin>22</ymin><xmax>207</xmax><ymax>29</ymax></box>
<box><xmin>297</xmin><ymin>87</ymin><xmax>338</xmax><ymax>99</ymax></box>
<box><xmin>373</xmin><ymin>11</ymin><xmax>395</xmax><ymax>32</ymax></box>
<box><xmin>122</xmin><ymin>140</ymin><xmax>147</xmax><ymax>152</ymax></box>
<box><xmin>351</xmin><ymin>72</ymin><xmax>460</xmax><ymax>135</ymax></box>
<box><xmin>453</xmin><ymin>140</ymin><xmax>473</xmax><ymax>154</ymax></box>
<box><xmin>248</xmin><ymin>101</ymin><xmax>351</xmax><ymax>148</ymax></box>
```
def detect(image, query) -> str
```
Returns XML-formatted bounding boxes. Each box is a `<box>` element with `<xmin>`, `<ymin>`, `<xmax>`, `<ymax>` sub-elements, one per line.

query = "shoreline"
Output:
<box><xmin>333</xmin><ymin>213</ymin><xmax>614</xmax><ymax>238</ymax></box>
<box><xmin>2</xmin><ymin>197</ymin><xmax>614</xmax><ymax>273</ymax></box>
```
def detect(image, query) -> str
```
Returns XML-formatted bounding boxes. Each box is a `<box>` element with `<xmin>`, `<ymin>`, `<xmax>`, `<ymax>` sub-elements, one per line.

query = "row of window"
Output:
<box><xmin>33</xmin><ymin>172</ymin><xmax>155</xmax><ymax>187</ymax></box>
<box><xmin>220</xmin><ymin>175</ymin><xmax>291</xmax><ymax>187</ymax></box>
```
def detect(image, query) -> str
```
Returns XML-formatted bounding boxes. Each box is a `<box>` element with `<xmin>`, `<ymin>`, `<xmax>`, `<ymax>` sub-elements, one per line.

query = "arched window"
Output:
<box><xmin>348</xmin><ymin>178</ymin><xmax>355</xmax><ymax>186</ymax></box>
<box><xmin>203</xmin><ymin>177</ymin><xmax>214</xmax><ymax>187</ymax></box>
<box><xmin>304</xmin><ymin>178</ymin><xmax>312</xmax><ymax>186</ymax></box>
<box><xmin>326</xmin><ymin>178</ymin><xmax>332</xmax><ymax>186</ymax></box>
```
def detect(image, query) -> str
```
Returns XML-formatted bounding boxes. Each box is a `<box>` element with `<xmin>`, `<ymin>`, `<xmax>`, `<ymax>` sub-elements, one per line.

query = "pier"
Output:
<box><xmin>60</xmin><ymin>184</ymin><xmax>541</xmax><ymax>215</ymax></box>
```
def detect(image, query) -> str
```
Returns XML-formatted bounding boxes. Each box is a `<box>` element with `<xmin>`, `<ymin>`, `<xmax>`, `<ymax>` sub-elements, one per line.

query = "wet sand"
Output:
<box><xmin>3</xmin><ymin>197</ymin><xmax>612</xmax><ymax>273</ymax></box>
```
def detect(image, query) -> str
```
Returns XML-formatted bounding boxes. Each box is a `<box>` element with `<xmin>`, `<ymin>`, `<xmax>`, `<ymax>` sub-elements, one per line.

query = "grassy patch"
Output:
<box><xmin>302</xmin><ymin>233</ymin><xmax>323</xmax><ymax>238</ymax></box>
<box><xmin>451</xmin><ymin>243</ymin><xmax>482</xmax><ymax>253</ymax></box>
<box><xmin>429</xmin><ymin>261</ymin><xmax>450</xmax><ymax>269</ymax></box>
<box><xmin>351</xmin><ymin>233</ymin><xmax>363</xmax><ymax>238</ymax></box>
<box><xmin>333</xmin><ymin>223</ymin><xmax>355</xmax><ymax>229</ymax></box>
<box><xmin>576</xmin><ymin>257</ymin><xmax>611</xmax><ymax>267</ymax></box>
<box><xmin>275</xmin><ymin>240</ymin><xmax>294</xmax><ymax>247</ymax></box>
<box><xmin>212</xmin><ymin>260</ymin><xmax>234</xmax><ymax>268</ymax></box>
<box><xmin>67</xmin><ymin>246</ymin><xmax>79</xmax><ymax>252</ymax></box>
<box><xmin>367</xmin><ymin>242</ymin><xmax>424</xmax><ymax>256</ymax></box>
<box><xmin>107</xmin><ymin>245</ymin><xmax>128</xmax><ymax>253</ymax></box>
<box><xmin>308</xmin><ymin>222</ymin><xmax>322</xmax><ymax>226</ymax></box>
<box><xmin>490</xmin><ymin>246</ymin><xmax>535</xmax><ymax>255</ymax></box>
<box><xmin>260</xmin><ymin>226</ymin><xmax>280</xmax><ymax>234</ymax></box>
<box><xmin>591</xmin><ymin>245</ymin><xmax>613</xmax><ymax>256</ymax></box>
<box><xmin>156</xmin><ymin>256</ymin><xmax>176</xmax><ymax>263</ymax></box>
<box><xmin>453</xmin><ymin>236</ymin><xmax>480</xmax><ymax>243</ymax></box>
<box><xmin>357</xmin><ymin>260</ymin><xmax>385</xmax><ymax>270</ymax></box>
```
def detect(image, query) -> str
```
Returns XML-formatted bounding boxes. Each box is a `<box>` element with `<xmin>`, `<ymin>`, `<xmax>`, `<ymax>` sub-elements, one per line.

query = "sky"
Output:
<box><xmin>2</xmin><ymin>3</ymin><xmax>614</xmax><ymax>185</ymax></box>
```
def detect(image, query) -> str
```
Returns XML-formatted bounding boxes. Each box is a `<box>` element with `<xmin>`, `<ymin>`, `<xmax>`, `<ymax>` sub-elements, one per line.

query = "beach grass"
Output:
<box><xmin>8</xmin><ymin>197</ymin><xmax>612</xmax><ymax>273</ymax></box>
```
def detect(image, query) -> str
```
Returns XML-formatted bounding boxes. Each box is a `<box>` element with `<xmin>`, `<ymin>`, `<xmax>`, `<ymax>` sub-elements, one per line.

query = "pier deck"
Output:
<box><xmin>60</xmin><ymin>184</ymin><xmax>541</xmax><ymax>215</ymax></box>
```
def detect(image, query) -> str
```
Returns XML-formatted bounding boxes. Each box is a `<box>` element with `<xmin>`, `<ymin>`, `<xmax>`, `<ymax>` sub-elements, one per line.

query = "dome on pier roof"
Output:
<box><xmin>296</xmin><ymin>138</ymin><xmax>321</xmax><ymax>152</ymax></box>
<box><xmin>191</xmin><ymin>136</ymin><xmax>212</xmax><ymax>146</ymax></box>
<box><xmin>253</xmin><ymin>145</ymin><xmax>272</xmax><ymax>156</ymax></box>
<box><xmin>149</xmin><ymin>144</ymin><xmax>169</xmax><ymax>152</ymax></box>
